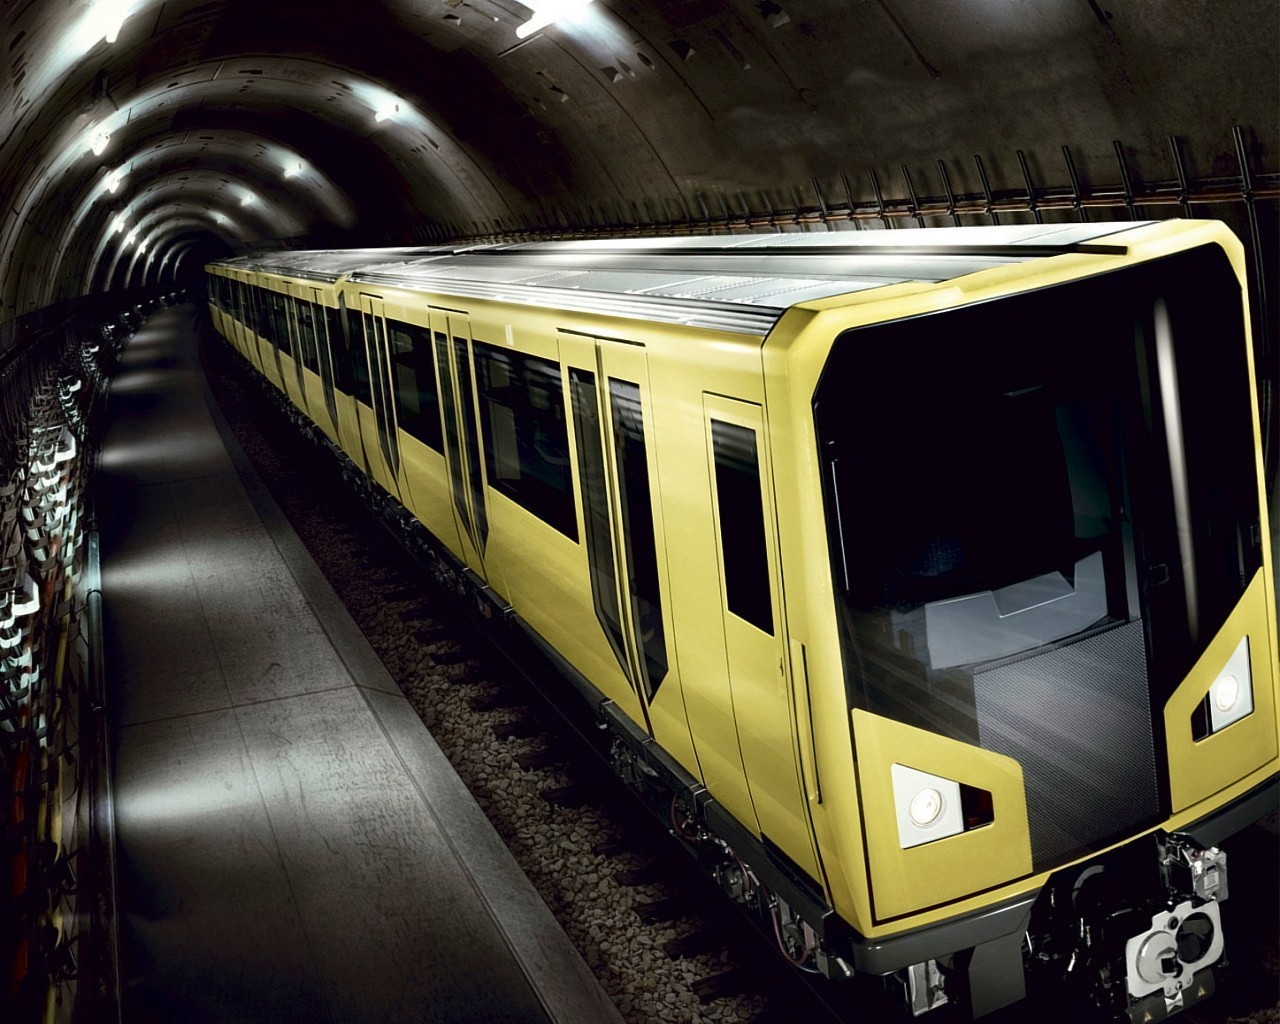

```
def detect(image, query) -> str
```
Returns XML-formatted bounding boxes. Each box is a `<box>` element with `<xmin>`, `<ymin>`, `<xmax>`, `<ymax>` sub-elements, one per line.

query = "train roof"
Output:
<box><xmin>210</xmin><ymin>223</ymin><xmax>1150</xmax><ymax>336</ymax></box>
<box><xmin>214</xmin><ymin>245</ymin><xmax>481</xmax><ymax>282</ymax></box>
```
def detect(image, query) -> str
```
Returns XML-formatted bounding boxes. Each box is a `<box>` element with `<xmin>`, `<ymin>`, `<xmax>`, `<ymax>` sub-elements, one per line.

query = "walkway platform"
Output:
<box><xmin>98</xmin><ymin>305</ymin><xmax>622</xmax><ymax>1024</ymax></box>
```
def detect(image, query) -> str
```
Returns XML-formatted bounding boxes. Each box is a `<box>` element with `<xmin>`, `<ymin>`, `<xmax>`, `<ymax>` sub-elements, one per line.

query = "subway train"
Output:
<box><xmin>205</xmin><ymin>220</ymin><xmax>1277</xmax><ymax>1022</ymax></box>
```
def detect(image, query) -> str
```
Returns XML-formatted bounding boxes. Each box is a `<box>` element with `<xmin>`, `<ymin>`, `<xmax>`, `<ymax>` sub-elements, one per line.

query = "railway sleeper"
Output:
<box><xmin>614</xmin><ymin>859</ymin><xmax>665</xmax><ymax>888</ymax></box>
<box><xmin>490</xmin><ymin>716</ymin><xmax>544</xmax><ymax>741</ymax></box>
<box><xmin>427</xmin><ymin>644</ymin><xmax>471</xmax><ymax>666</ymax></box>
<box><xmin>466</xmin><ymin>687</ymin><xmax>522</xmax><ymax>713</ymax></box>
<box><xmin>665</xmin><ymin>927</ymin><xmax>729</xmax><ymax>960</ymax></box>
<box><xmin>632</xmin><ymin>895</ymin><xmax>684</xmax><ymax>925</ymax></box>
<box><xmin>692</xmin><ymin>966</ymin><xmax>757</xmax><ymax>1004</ymax></box>
<box><xmin>540</xmin><ymin>781</ymin><xmax>594</xmax><ymax>808</ymax></box>
<box><xmin>514</xmin><ymin>747</ymin><xmax>568</xmax><ymax>772</ymax></box>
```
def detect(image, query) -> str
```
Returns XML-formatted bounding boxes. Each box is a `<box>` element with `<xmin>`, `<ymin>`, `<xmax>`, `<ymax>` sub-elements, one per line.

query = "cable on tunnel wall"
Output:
<box><xmin>0</xmin><ymin>289</ymin><xmax>174</xmax><ymax>1024</ymax></box>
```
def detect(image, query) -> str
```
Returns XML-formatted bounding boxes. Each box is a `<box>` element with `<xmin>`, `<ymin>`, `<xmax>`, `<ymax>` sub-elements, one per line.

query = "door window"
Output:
<box><xmin>711</xmin><ymin>420</ymin><xmax>774</xmax><ymax>635</ymax></box>
<box><xmin>476</xmin><ymin>343</ymin><xmax>575</xmax><ymax>539</ymax></box>
<box><xmin>608</xmin><ymin>379</ymin><xmax>668</xmax><ymax>696</ymax></box>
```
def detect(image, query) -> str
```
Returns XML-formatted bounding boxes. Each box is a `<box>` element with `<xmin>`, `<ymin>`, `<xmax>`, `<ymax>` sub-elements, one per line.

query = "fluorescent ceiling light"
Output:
<box><xmin>90</xmin><ymin>130</ymin><xmax>111</xmax><ymax>156</ymax></box>
<box><xmin>84</xmin><ymin>0</ymin><xmax>134</xmax><ymax>46</ymax></box>
<box><xmin>374</xmin><ymin>98</ymin><xmax>400</xmax><ymax>123</ymax></box>
<box><xmin>516</xmin><ymin>0</ymin><xmax>597</xmax><ymax>38</ymax></box>
<box><xmin>283</xmin><ymin>160</ymin><xmax>306</xmax><ymax>179</ymax></box>
<box><xmin>111</xmin><ymin>213</ymin><xmax>128</xmax><ymax>234</ymax></box>
<box><xmin>106</xmin><ymin>168</ymin><xmax>125</xmax><ymax>193</ymax></box>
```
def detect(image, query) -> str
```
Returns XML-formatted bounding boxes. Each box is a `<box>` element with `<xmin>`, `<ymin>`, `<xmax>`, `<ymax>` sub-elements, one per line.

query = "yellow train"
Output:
<box><xmin>206</xmin><ymin>220</ymin><xmax>1277</xmax><ymax>1021</ymax></box>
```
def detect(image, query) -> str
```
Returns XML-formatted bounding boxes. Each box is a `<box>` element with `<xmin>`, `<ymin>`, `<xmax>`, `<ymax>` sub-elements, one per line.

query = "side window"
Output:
<box><xmin>245</xmin><ymin>285</ymin><xmax>259</xmax><ymax>333</ymax></box>
<box><xmin>344</xmin><ymin>308</ymin><xmax>370</xmax><ymax>402</ymax></box>
<box><xmin>387</xmin><ymin>320</ymin><xmax>443</xmax><ymax>452</ymax></box>
<box><xmin>475</xmin><ymin>343</ymin><xmax>576</xmax><ymax>540</ymax></box>
<box><xmin>270</xmin><ymin>293</ymin><xmax>292</xmax><ymax>355</ymax></box>
<box><xmin>293</xmin><ymin>298</ymin><xmax>319</xmax><ymax>371</ymax></box>
<box><xmin>711</xmin><ymin>420</ymin><xmax>774</xmax><ymax>634</ymax></box>
<box><xmin>609</xmin><ymin>379</ymin><xmax>668</xmax><ymax>691</ymax></box>
<box><xmin>326</xmin><ymin>306</ymin><xmax>353</xmax><ymax>391</ymax></box>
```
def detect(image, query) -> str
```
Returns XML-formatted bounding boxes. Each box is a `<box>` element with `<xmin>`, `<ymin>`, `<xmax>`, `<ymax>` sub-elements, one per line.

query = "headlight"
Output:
<box><xmin>892</xmin><ymin>764</ymin><xmax>964</xmax><ymax>848</ymax></box>
<box><xmin>1204</xmin><ymin>636</ymin><xmax>1253</xmax><ymax>735</ymax></box>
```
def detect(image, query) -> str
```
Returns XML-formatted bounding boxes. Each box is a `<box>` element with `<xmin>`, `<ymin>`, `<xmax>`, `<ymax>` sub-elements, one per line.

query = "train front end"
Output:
<box><xmin>805</xmin><ymin>224</ymin><xmax>1277</xmax><ymax>1019</ymax></box>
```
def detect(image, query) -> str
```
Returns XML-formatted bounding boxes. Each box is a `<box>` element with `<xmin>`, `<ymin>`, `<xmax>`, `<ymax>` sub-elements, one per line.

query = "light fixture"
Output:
<box><xmin>90</xmin><ymin>130</ymin><xmax>112</xmax><ymax>156</ymax></box>
<box><xmin>83</xmin><ymin>0</ymin><xmax>133</xmax><ymax>46</ymax></box>
<box><xmin>106</xmin><ymin>168</ymin><xmax>125</xmax><ymax>193</ymax></box>
<box><xmin>283</xmin><ymin>160</ymin><xmax>305</xmax><ymax>179</ymax></box>
<box><xmin>125</xmin><ymin>229</ymin><xmax>138</xmax><ymax>245</ymax></box>
<box><xmin>240</xmin><ymin>191</ymin><xmax>256</xmax><ymax>207</ymax></box>
<box><xmin>373</xmin><ymin>98</ymin><xmax>400</xmax><ymax>123</ymax></box>
<box><xmin>908</xmin><ymin>788</ymin><xmax>944</xmax><ymax>828</ymax></box>
<box><xmin>137</xmin><ymin>241</ymin><xmax>147</xmax><ymax>253</ymax></box>
<box><xmin>111</xmin><ymin>213</ymin><xmax>128</xmax><ymax>234</ymax></box>
<box><xmin>892</xmin><ymin>764</ymin><xmax>965</xmax><ymax>849</ymax></box>
<box><xmin>516</xmin><ymin>0</ymin><xmax>597</xmax><ymax>37</ymax></box>
<box><xmin>1205</xmin><ymin>636</ymin><xmax>1253</xmax><ymax>735</ymax></box>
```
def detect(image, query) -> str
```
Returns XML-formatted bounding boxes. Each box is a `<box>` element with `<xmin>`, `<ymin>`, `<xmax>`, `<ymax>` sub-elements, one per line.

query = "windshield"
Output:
<box><xmin>819</xmin><ymin>243</ymin><xmax>1261</xmax><ymax>690</ymax></box>
<box><xmin>815</xmin><ymin>243</ymin><xmax>1262</xmax><ymax>866</ymax></box>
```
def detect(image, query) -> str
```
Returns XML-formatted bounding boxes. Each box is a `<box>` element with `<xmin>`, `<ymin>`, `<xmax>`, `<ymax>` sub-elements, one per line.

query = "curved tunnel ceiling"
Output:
<box><xmin>0</xmin><ymin>0</ymin><xmax>1276</xmax><ymax>319</ymax></box>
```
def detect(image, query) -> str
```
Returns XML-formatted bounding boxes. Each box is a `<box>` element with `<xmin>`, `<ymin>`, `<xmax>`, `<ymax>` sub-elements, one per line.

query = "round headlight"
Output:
<box><xmin>1212</xmin><ymin>674</ymin><xmax>1240</xmax><ymax>714</ymax></box>
<box><xmin>909</xmin><ymin>788</ymin><xmax>944</xmax><ymax>827</ymax></box>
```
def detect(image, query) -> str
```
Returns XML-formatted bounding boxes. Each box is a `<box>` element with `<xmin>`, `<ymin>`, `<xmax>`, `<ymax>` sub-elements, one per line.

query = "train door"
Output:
<box><xmin>702</xmin><ymin>394</ymin><xmax>818</xmax><ymax>873</ymax></box>
<box><xmin>355</xmin><ymin>294</ymin><xmax>402</xmax><ymax>499</ymax></box>
<box><xmin>428</xmin><ymin>308</ymin><xmax>489</xmax><ymax>577</ymax></box>
<box><xmin>560</xmin><ymin>333</ymin><xmax>680</xmax><ymax>737</ymax></box>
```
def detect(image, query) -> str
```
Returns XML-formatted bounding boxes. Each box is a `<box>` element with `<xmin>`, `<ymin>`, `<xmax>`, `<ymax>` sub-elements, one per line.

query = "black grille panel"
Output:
<box><xmin>973</xmin><ymin>620</ymin><xmax>1161</xmax><ymax>869</ymax></box>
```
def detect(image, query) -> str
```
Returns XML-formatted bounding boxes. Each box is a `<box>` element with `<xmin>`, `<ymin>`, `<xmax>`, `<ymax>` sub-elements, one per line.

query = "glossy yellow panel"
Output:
<box><xmin>1165</xmin><ymin>572</ymin><xmax>1278</xmax><ymax>810</ymax></box>
<box><xmin>301</xmin><ymin>368</ymin><xmax>338</xmax><ymax>444</ymax></box>
<box><xmin>332</xmin><ymin>392</ymin><xmax>367</xmax><ymax>474</ymax></box>
<box><xmin>397</xmin><ymin>432</ymin><xmax>460</xmax><ymax>559</ymax></box>
<box><xmin>852</xmin><ymin>709</ymin><xmax>1032</xmax><ymax>922</ymax></box>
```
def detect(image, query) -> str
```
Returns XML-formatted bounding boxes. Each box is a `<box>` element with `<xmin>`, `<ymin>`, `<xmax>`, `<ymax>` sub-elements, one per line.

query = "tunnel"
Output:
<box><xmin>0</xmin><ymin>2</ymin><xmax>1277</xmax><ymax>1023</ymax></box>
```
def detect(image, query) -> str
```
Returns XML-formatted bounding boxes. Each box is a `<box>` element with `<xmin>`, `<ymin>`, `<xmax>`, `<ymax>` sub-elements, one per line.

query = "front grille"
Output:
<box><xmin>973</xmin><ymin>620</ymin><xmax>1162</xmax><ymax>869</ymax></box>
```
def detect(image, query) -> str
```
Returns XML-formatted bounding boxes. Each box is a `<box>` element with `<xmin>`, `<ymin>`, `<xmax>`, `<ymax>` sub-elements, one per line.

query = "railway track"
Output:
<box><xmin>196</xmin><ymin>320</ymin><xmax>1278</xmax><ymax>1024</ymax></box>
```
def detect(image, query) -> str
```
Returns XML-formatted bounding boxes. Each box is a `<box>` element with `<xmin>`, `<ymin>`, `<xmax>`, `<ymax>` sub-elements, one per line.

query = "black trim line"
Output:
<box><xmin>1180</xmin><ymin>773</ymin><xmax>1279</xmax><ymax>848</ymax></box>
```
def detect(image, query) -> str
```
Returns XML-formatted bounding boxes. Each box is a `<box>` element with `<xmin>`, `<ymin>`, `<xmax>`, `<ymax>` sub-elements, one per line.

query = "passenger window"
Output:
<box><xmin>711</xmin><ymin>420</ymin><xmax>774</xmax><ymax>634</ymax></box>
<box><xmin>454</xmin><ymin>335</ymin><xmax>489</xmax><ymax>547</ymax></box>
<box><xmin>434</xmin><ymin>330</ymin><xmax>469</xmax><ymax>529</ymax></box>
<box><xmin>345</xmin><ymin>307</ymin><xmax>371</xmax><ymax>403</ymax></box>
<box><xmin>570</xmin><ymin>368</ymin><xmax>627</xmax><ymax>671</ymax></box>
<box><xmin>293</xmin><ymin>298</ymin><xmax>319</xmax><ymax>371</ymax></box>
<box><xmin>271</xmin><ymin>293</ymin><xmax>292</xmax><ymax>355</ymax></box>
<box><xmin>387</xmin><ymin>320</ymin><xmax>443</xmax><ymax>452</ymax></box>
<box><xmin>475</xmin><ymin>343</ymin><xmax>576</xmax><ymax>540</ymax></box>
<box><xmin>609</xmin><ymin>379</ymin><xmax>668</xmax><ymax>691</ymax></box>
<box><xmin>326</xmin><ymin>306</ymin><xmax>352</xmax><ymax>391</ymax></box>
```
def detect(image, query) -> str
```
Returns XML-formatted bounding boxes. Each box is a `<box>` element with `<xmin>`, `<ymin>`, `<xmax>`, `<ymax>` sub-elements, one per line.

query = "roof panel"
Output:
<box><xmin>216</xmin><ymin>224</ymin><xmax>1148</xmax><ymax>335</ymax></box>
